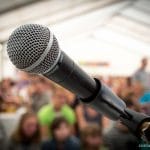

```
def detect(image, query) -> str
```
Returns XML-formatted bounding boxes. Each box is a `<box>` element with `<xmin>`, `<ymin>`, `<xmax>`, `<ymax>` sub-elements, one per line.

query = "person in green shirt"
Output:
<box><xmin>38</xmin><ymin>87</ymin><xmax>76</xmax><ymax>139</ymax></box>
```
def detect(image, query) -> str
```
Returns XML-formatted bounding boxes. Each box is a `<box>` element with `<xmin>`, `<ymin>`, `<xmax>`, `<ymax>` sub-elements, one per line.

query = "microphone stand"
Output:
<box><xmin>81</xmin><ymin>79</ymin><xmax>150</xmax><ymax>143</ymax></box>
<box><xmin>120</xmin><ymin>108</ymin><xmax>150</xmax><ymax>143</ymax></box>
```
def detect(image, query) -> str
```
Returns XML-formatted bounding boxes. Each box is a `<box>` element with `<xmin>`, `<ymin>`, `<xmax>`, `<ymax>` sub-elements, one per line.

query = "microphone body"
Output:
<box><xmin>44</xmin><ymin>51</ymin><xmax>126</xmax><ymax>120</ymax></box>
<box><xmin>44</xmin><ymin>51</ymin><xmax>96</xmax><ymax>99</ymax></box>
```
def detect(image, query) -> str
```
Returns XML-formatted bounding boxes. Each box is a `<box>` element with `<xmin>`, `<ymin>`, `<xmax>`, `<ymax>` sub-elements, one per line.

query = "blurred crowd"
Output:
<box><xmin>0</xmin><ymin>58</ymin><xmax>150</xmax><ymax>150</ymax></box>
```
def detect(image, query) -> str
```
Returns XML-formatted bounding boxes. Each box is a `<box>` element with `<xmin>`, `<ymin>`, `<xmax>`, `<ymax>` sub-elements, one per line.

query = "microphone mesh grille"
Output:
<box><xmin>31</xmin><ymin>36</ymin><xmax>59</xmax><ymax>74</ymax></box>
<box><xmin>7</xmin><ymin>24</ymin><xmax>59</xmax><ymax>74</ymax></box>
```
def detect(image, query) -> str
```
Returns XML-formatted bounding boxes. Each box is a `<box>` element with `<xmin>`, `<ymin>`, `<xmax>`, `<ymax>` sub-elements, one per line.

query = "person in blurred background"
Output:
<box><xmin>64</xmin><ymin>90</ymin><xmax>76</xmax><ymax>107</ymax></box>
<box><xmin>132</xmin><ymin>57</ymin><xmax>150</xmax><ymax>117</ymax></box>
<box><xmin>38</xmin><ymin>87</ymin><xmax>76</xmax><ymax>140</ymax></box>
<box><xmin>75</xmin><ymin>92</ymin><xmax>111</xmax><ymax>134</ymax></box>
<box><xmin>104</xmin><ymin>94</ymin><xmax>139</xmax><ymax>150</ymax></box>
<box><xmin>7</xmin><ymin>112</ymin><xmax>41</xmax><ymax>150</ymax></box>
<box><xmin>27</xmin><ymin>76</ymin><xmax>53</xmax><ymax>112</ymax></box>
<box><xmin>132</xmin><ymin>82</ymin><xmax>144</xmax><ymax>100</ymax></box>
<box><xmin>0</xmin><ymin>78</ymin><xmax>16</xmax><ymax>94</ymax></box>
<box><xmin>12</xmin><ymin>71</ymin><xmax>32</xmax><ymax>108</ymax></box>
<box><xmin>42</xmin><ymin>116</ymin><xmax>80</xmax><ymax>150</ymax></box>
<box><xmin>15</xmin><ymin>71</ymin><xmax>30</xmax><ymax>92</ymax></box>
<box><xmin>132</xmin><ymin>58</ymin><xmax>150</xmax><ymax>92</ymax></box>
<box><xmin>81</xmin><ymin>124</ymin><xmax>107</xmax><ymax>150</ymax></box>
<box><xmin>139</xmin><ymin>92</ymin><xmax>150</xmax><ymax>115</ymax></box>
<box><xmin>76</xmin><ymin>104</ymin><xmax>102</xmax><ymax>130</ymax></box>
<box><xmin>0</xmin><ymin>78</ymin><xmax>21</xmax><ymax>113</ymax></box>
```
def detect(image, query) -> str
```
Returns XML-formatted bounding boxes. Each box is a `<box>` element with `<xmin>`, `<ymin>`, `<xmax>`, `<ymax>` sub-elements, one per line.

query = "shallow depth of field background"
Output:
<box><xmin>0</xmin><ymin>0</ymin><xmax>150</xmax><ymax>150</ymax></box>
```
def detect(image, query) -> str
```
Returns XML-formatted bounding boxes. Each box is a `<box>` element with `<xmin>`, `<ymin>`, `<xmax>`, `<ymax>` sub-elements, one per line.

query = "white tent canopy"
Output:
<box><xmin>0</xmin><ymin>0</ymin><xmax>150</xmax><ymax>78</ymax></box>
<box><xmin>51</xmin><ymin>0</ymin><xmax>150</xmax><ymax>76</ymax></box>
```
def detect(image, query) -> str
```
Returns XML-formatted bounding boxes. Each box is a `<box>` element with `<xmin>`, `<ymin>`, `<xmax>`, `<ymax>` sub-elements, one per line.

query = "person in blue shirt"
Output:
<box><xmin>139</xmin><ymin>92</ymin><xmax>150</xmax><ymax>115</ymax></box>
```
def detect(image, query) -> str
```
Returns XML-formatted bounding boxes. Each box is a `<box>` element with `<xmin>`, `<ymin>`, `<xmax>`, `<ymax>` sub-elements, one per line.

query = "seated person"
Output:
<box><xmin>7</xmin><ymin>112</ymin><xmax>41</xmax><ymax>150</ymax></box>
<box><xmin>38</xmin><ymin>87</ymin><xmax>76</xmax><ymax>139</ymax></box>
<box><xmin>81</xmin><ymin>124</ymin><xmax>107</xmax><ymax>150</ymax></box>
<box><xmin>76</xmin><ymin>104</ymin><xmax>110</xmax><ymax>133</ymax></box>
<box><xmin>76</xmin><ymin>104</ymin><xmax>102</xmax><ymax>130</ymax></box>
<box><xmin>27</xmin><ymin>76</ymin><xmax>54</xmax><ymax>112</ymax></box>
<box><xmin>42</xmin><ymin>116</ymin><xmax>80</xmax><ymax>150</ymax></box>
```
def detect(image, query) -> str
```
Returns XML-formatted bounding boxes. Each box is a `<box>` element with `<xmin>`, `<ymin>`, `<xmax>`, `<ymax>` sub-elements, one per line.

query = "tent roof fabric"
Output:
<box><xmin>0</xmin><ymin>0</ymin><xmax>150</xmax><ymax>77</ymax></box>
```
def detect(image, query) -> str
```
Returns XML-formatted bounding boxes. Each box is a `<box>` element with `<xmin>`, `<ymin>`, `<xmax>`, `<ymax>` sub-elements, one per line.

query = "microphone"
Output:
<box><xmin>7</xmin><ymin>24</ymin><xmax>150</xmax><ymax>140</ymax></box>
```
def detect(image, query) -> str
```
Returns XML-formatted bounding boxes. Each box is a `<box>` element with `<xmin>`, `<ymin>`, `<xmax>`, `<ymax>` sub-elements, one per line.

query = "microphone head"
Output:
<box><xmin>7</xmin><ymin>24</ymin><xmax>60</xmax><ymax>74</ymax></box>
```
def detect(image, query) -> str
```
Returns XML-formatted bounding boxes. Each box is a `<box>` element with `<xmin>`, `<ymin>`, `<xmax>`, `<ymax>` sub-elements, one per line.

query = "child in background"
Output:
<box><xmin>81</xmin><ymin>124</ymin><xmax>107</xmax><ymax>150</ymax></box>
<box><xmin>7</xmin><ymin>112</ymin><xmax>41</xmax><ymax>150</ymax></box>
<box><xmin>42</xmin><ymin>116</ymin><xmax>80</xmax><ymax>150</ymax></box>
<box><xmin>38</xmin><ymin>87</ymin><xmax>76</xmax><ymax>139</ymax></box>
